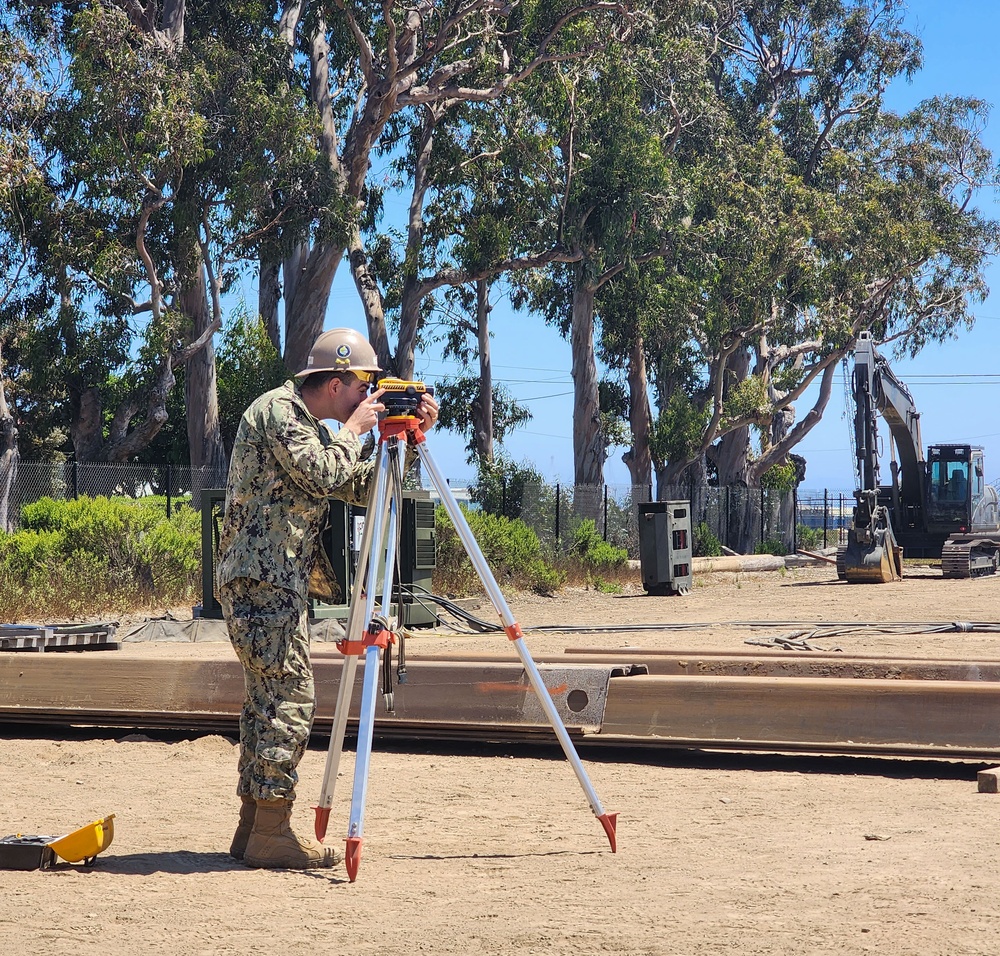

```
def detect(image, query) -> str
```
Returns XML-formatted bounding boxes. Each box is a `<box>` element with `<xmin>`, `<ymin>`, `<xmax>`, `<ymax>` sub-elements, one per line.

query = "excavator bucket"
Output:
<box><xmin>838</xmin><ymin>524</ymin><xmax>903</xmax><ymax>584</ymax></box>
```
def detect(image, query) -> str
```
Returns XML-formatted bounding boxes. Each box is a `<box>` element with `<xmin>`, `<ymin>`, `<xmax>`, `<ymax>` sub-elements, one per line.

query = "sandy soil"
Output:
<box><xmin>4</xmin><ymin>563</ymin><xmax>1000</xmax><ymax>955</ymax></box>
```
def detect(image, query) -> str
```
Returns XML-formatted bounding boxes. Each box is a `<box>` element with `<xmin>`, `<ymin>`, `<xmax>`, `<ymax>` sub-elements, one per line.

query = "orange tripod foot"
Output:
<box><xmin>599</xmin><ymin>812</ymin><xmax>618</xmax><ymax>853</ymax></box>
<box><xmin>313</xmin><ymin>805</ymin><xmax>331</xmax><ymax>843</ymax></box>
<box><xmin>345</xmin><ymin>836</ymin><xmax>364</xmax><ymax>881</ymax></box>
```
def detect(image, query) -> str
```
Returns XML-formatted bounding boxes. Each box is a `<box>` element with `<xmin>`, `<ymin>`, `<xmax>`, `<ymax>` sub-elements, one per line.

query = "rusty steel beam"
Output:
<box><xmin>0</xmin><ymin>654</ymin><xmax>617</xmax><ymax>736</ymax></box>
<box><xmin>5</xmin><ymin>651</ymin><xmax>1000</xmax><ymax>758</ymax></box>
<box><xmin>407</xmin><ymin>648</ymin><xmax>1000</xmax><ymax>681</ymax></box>
<box><xmin>600</xmin><ymin>675</ymin><xmax>1000</xmax><ymax>757</ymax></box>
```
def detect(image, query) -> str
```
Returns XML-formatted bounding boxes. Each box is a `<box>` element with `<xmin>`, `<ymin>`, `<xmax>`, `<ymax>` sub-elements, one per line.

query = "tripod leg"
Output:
<box><xmin>314</xmin><ymin>442</ymin><xmax>392</xmax><ymax>842</ymax></box>
<box><xmin>344</xmin><ymin>439</ymin><xmax>407</xmax><ymax>881</ymax></box>
<box><xmin>416</xmin><ymin>440</ymin><xmax>618</xmax><ymax>852</ymax></box>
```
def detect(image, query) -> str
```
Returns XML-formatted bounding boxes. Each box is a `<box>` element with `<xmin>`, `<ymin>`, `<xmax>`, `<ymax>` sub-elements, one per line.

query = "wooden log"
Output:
<box><xmin>692</xmin><ymin>555</ymin><xmax>786</xmax><ymax>573</ymax></box>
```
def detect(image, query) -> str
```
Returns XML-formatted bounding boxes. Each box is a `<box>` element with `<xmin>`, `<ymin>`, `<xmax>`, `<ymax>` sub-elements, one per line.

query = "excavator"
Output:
<box><xmin>838</xmin><ymin>330</ymin><xmax>1000</xmax><ymax>583</ymax></box>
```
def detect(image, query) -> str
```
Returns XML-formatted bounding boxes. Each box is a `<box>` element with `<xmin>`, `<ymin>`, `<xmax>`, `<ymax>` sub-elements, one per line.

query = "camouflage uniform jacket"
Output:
<box><xmin>218</xmin><ymin>379</ymin><xmax>399</xmax><ymax>602</ymax></box>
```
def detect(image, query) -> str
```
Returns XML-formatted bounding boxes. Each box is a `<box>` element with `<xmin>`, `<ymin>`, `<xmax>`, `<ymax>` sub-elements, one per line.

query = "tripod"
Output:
<box><xmin>313</xmin><ymin>413</ymin><xmax>617</xmax><ymax>882</ymax></box>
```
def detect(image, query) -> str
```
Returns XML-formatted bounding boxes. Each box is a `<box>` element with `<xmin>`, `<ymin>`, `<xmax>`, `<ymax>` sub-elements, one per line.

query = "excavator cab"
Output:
<box><xmin>926</xmin><ymin>446</ymin><xmax>975</xmax><ymax>523</ymax></box>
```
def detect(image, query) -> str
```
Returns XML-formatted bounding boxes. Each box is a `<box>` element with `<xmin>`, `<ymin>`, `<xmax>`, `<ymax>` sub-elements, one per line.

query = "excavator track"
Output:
<box><xmin>941</xmin><ymin>539</ymin><xmax>1000</xmax><ymax>579</ymax></box>
<box><xmin>941</xmin><ymin>541</ymin><xmax>973</xmax><ymax>578</ymax></box>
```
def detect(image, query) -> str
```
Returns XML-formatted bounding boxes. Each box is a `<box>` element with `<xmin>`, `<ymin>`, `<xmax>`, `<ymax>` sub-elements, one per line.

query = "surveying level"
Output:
<box><xmin>377</xmin><ymin>378</ymin><xmax>434</xmax><ymax>418</ymax></box>
<box><xmin>313</xmin><ymin>411</ymin><xmax>618</xmax><ymax>882</ymax></box>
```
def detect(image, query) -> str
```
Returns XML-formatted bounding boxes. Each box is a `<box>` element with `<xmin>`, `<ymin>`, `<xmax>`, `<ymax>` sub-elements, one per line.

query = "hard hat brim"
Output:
<box><xmin>294</xmin><ymin>363</ymin><xmax>382</xmax><ymax>378</ymax></box>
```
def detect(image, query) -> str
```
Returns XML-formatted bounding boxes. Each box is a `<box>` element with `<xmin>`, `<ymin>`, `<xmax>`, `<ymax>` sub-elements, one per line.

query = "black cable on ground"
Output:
<box><xmin>396</xmin><ymin>585</ymin><xmax>1000</xmax><ymax>637</ymax></box>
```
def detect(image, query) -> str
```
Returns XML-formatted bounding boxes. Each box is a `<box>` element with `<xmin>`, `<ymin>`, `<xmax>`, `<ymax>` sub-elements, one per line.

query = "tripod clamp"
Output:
<box><xmin>377</xmin><ymin>414</ymin><xmax>426</xmax><ymax>445</ymax></box>
<box><xmin>335</xmin><ymin>613</ymin><xmax>395</xmax><ymax>657</ymax></box>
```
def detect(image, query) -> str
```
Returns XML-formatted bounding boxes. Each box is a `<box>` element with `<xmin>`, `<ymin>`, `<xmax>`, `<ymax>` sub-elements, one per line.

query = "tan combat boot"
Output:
<box><xmin>243</xmin><ymin>798</ymin><xmax>341</xmax><ymax>870</ymax></box>
<box><xmin>229</xmin><ymin>794</ymin><xmax>256</xmax><ymax>860</ymax></box>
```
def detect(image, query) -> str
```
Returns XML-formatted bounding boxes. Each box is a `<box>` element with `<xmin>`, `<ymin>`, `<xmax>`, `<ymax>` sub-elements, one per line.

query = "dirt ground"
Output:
<box><xmin>4</xmin><ymin>563</ymin><xmax>1000</xmax><ymax>955</ymax></box>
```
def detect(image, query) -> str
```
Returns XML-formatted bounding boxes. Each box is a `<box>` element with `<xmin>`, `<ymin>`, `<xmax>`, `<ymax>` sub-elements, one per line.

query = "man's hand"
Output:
<box><xmin>415</xmin><ymin>392</ymin><xmax>440</xmax><ymax>433</ymax></box>
<box><xmin>344</xmin><ymin>387</ymin><xmax>385</xmax><ymax>438</ymax></box>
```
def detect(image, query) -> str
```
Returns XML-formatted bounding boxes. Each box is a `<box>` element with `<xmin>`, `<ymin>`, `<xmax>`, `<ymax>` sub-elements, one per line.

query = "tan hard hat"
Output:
<box><xmin>295</xmin><ymin>328</ymin><xmax>382</xmax><ymax>377</ymax></box>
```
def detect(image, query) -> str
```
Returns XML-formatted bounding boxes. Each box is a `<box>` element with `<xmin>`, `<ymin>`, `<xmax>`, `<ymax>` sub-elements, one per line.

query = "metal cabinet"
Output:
<box><xmin>638</xmin><ymin>500</ymin><xmax>693</xmax><ymax>596</ymax></box>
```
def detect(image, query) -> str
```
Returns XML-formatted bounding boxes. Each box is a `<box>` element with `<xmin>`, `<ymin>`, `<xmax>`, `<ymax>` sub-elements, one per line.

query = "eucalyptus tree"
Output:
<box><xmin>0</xmin><ymin>19</ymin><xmax>44</xmax><ymax>524</ymax></box>
<box><xmin>652</xmin><ymin>0</ymin><xmax>999</xmax><ymax>495</ymax></box>
<box><xmin>496</xmin><ymin>4</ymin><xmax>717</xmax><ymax>511</ymax></box>
<box><xmin>266</xmin><ymin>0</ymin><xmax>634</xmax><ymax>377</ymax></box>
<box><xmin>300</xmin><ymin>3</ymin><xmax>645</xmax><ymax>471</ymax></box>
<box><xmin>5</xmin><ymin>4</ymin><xmax>211</xmax><ymax>465</ymax></box>
<box><xmin>4</xmin><ymin>2</ymin><xmax>318</xmax><ymax>470</ymax></box>
<box><xmin>581</xmin><ymin>7</ymin><xmax>727</xmax><ymax>496</ymax></box>
<box><xmin>371</xmin><ymin>87</ymin><xmax>581</xmax><ymax>462</ymax></box>
<box><xmin>428</xmin><ymin>281</ymin><xmax>534</xmax><ymax>464</ymax></box>
<box><xmin>598</xmin><ymin>257</ymin><xmax>705</xmax><ymax>493</ymax></box>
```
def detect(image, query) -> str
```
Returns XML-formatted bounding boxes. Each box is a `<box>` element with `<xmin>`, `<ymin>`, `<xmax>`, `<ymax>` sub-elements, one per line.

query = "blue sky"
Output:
<box><xmin>325</xmin><ymin>1</ymin><xmax>1000</xmax><ymax>492</ymax></box>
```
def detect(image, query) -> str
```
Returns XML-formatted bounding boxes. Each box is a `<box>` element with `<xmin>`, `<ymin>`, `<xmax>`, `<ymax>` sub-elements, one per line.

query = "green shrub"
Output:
<box><xmin>0</xmin><ymin>528</ymin><xmax>66</xmax><ymax>580</ymax></box>
<box><xmin>796</xmin><ymin>524</ymin><xmax>826</xmax><ymax>550</ymax></box>
<box><xmin>694</xmin><ymin>521</ymin><xmax>722</xmax><ymax>557</ymax></box>
<box><xmin>754</xmin><ymin>536</ymin><xmax>788</xmax><ymax>556</ymax></box>
<box><xmin>0</xmin><ymin>495</ymin><xmax>201</xmax><ymax>620</ymax></box>
<box><xmin>570</xmin><ymin>520</ymin><xmax>628</xmax><ymax>572</ymax></box>
<box><xmin>433</xmin><ymin>504</ymin><xmax>565</xmax><ymax>596</ymax></box>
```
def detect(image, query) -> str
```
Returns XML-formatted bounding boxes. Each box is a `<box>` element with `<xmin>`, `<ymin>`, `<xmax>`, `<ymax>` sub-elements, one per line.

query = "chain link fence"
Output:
<box><xmin>436</xmin><ymin>478</ymin><xmax>810</xmax><ymax>558</ymax></box>
<box><xmin>3</xmin><ymin>460</ymin><xmax>856</xmax><ymax>559</ymax></box>
<box><xmin>794</xmin><ymin>489</ymin><xmax>856</xmax><ymax>550</ymax></box>
<box><xmin>434</xmin><ymin>480</ymin><xmax>861</xmax><ymax>558</ymax></box>
<box><xmin>3</xmin><ymin>462</ymin><xmax>230</xmax><ymax>530</ymax></box>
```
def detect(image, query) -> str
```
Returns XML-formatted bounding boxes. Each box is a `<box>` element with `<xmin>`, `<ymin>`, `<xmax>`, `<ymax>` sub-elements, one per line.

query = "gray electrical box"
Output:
<box><xmin>200</xmin><ymin>489</ymin><xmax>439</xmax><ymax>627</ymax></box>
<box><xmin>638</xmin><ymin>500</ymin><xmax>693</xmax><ymax>596</ymax></box>
<box><xmin>397</xmin><ymin>491</ymin><xmax>438</xmax><ymax>627</ymax></box>
<box><xmin>315</xmin><ymin>490</ymin><xmax>438</xmax><ymax>627</ymax></box>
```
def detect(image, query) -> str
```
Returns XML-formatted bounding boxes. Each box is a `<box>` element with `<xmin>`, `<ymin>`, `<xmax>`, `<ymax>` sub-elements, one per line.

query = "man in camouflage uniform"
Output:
<box><xmin>217</xmin><ymin>328</ymin><xmax>438</xmax><ymax>869</ymax></box>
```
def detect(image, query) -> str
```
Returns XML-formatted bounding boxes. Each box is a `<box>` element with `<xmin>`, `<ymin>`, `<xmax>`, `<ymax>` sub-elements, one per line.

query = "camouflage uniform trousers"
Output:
<box><xmin>219</xmin><ymin>577</ymin><xmax>315</xmax><ymax>802</ymax></box>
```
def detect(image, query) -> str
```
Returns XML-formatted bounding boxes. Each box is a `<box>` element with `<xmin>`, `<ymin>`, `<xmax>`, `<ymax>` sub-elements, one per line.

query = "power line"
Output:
<box><xmin>511</xmin><ymin>389</ymin><xmax>575</xmax><ymax>402</ymax></box>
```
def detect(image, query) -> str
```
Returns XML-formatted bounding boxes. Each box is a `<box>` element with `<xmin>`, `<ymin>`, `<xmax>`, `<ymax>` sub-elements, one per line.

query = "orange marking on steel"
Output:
<box><xmin>474</xmin><ymin>681</ymin><xmax>569</xmax><ymax>696</ymax></box>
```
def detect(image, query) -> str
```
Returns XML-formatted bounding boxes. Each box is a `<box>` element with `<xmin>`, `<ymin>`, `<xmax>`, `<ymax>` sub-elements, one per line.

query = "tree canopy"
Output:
<box><xmin>0</xmin><ymin>0</ymin><xmax>996</xmax><ymax>515</ymax></box>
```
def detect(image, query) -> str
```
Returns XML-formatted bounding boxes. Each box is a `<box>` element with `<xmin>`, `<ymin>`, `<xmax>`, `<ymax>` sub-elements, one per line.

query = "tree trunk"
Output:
<box><xmin>282</xmin><ymin>242</ymin><xmax>344</xmax><ymax>376</ymax></box>
<box><xmin>623</xmin><ymin>334</ymin><xmax>652</xmax><ymax>494</ymax></box>
<box><xmin>656</xmin><ymin>456</ymin><xmax>706</xmax><ymax>534</ymax></box>
<box><xmin>258</xmin><ymin>258</ymin><xmax>282</xmax><ymax>353</ymax></box>
<box><xmin>712</xmin><ymin>345</ymin><xmax>752</xmax><ymax>487</ymax></box>
<box><xmin>394</xmin><ymin>108</ymin><xmax>437</xmax><ymax>381</ymax></box>
<box><xmin>472</xmin><ymin>279</ymin><xmax>494</xmax><ymax>462</ymax></box>
<box><xmin>70</xmin><ymin>387</ymin><xmax>106</xmax><ymax>462</ymax></box>
<box><xmin>278</xmin><ymin>9</ymin><xmax>362</xmax><ymax>378</ymax></box>
<box><xmin>63</xmin><ymin>256</ymin><xmax>108</xmax><ymax>461</ymax></box>
<box><xmin>179</xmin><ymin>263</ymin><xmax>226</xmax><ymax>476</ymax></box>
<box><xmin>709</xmin><ymin>346</ymin><xmax>757</xmax><ymax>552</ymax></box>
<box><xmin>714</xmin><ymin>423</ymin><xmax>752</xmax><ymax>479</ymax></box>
<box><xmin>570</xmin><ymin>270</ymin><xmax>603</xmax><ymax>518</ymax></box>
<box><xmin>348</xmin><ymin>226</ymin><xmax>392</xmax><ymax>374</ymax></box>
<box><xmin>0</xmin><ymin>342</ymin><xmax>20</xmax><ymax>532</ymax></box>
